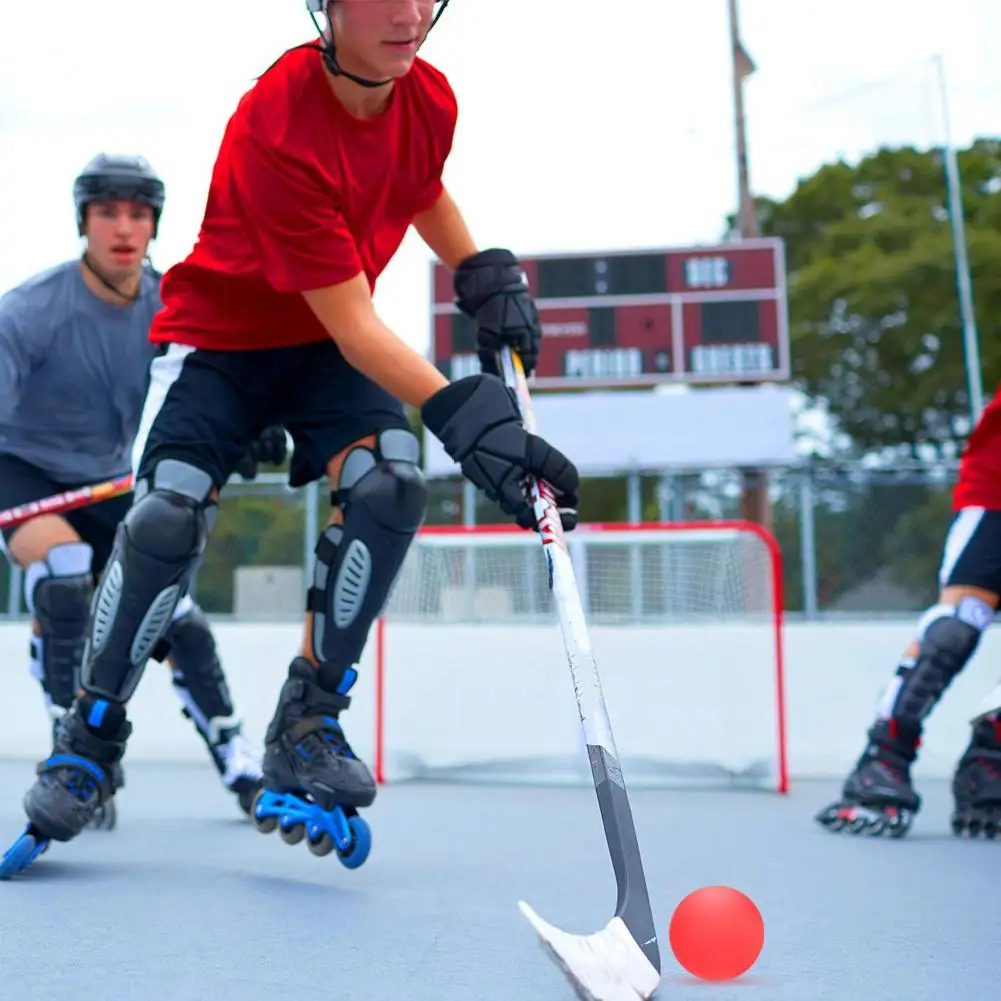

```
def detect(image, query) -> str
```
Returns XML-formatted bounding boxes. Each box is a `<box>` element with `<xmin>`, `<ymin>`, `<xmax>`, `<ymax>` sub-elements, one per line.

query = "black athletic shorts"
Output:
<box><xmin>0</xmin><ymin>453</ymin><xmax>133</xmax><ymax>576</ymax></box>
<box><xmin>939</xmin><ymin>507</ymin><xmax>1001</xmax><ymax>594</ymax></box>
<box><xmin>135</xmin><ymin>339</ymin><xmax>410</xmax><ymax>490</ymax></box>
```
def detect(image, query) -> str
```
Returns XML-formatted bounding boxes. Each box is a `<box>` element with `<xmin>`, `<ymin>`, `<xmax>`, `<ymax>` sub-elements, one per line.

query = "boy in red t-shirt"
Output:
<box><xmin>9</xmin><ymin>0</ymin><xmax>579</xmax><ymax>871</ymax></box>
<box><xmin>817</xmin><ymin>386</ymin><xmax>1001</xmax><ymax>839</ymax></box>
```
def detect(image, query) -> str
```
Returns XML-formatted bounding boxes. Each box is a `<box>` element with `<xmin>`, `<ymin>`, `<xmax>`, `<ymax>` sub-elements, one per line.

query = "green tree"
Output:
<box><xmin>753</xmin><ymin>138</ymin><xmax>1001</xmax><ymax>457</ymax></box>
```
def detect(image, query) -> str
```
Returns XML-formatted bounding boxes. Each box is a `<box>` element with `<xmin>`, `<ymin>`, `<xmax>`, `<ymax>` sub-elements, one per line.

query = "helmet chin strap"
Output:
<box><xmin>324</xmin><ymin>49</ymin><xmax>393</xmax><ymax>89</ymax></box>
<box><xmin>81</xmin><ymin>251</ymin><xmax>141</xmax><ymax>303</ymax></box>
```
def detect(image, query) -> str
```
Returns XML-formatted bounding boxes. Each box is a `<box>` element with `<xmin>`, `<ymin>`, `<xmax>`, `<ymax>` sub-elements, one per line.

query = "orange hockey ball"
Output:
<box><xmin>668</xmin><ymin>885</ymin><xmax>764</xmax><ymax>981</ymax></box>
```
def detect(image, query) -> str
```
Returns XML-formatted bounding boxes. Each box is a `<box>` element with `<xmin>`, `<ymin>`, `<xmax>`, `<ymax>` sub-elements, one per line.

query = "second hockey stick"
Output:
<box><xmin>498</xmin><ymin>345</ymin><xmax>661</xmax><ymax>1001</ymax></box>
<box><xmin>0</xmin><ymin>474</ymin><xmax>134</xmax><ymax>531</ymax></box>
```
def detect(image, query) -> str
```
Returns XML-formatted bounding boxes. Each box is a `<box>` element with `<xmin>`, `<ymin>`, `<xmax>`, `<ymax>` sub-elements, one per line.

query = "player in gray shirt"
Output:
<box><xmin>0</xmin><ymin>154</ymin><xmax>278</xmax><ymax>828</ymax></box>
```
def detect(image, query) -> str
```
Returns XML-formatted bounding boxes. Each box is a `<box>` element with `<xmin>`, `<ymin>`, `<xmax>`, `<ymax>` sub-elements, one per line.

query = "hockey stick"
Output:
<box><xmin>0</xmin><ymin>474</ymin><xmax>134</xmax><ymax>531</ymax></box>
<box><xmin>498</xmin><ymin>345</ymin><xmax>661</xmax><ymax>1001</ymax></box>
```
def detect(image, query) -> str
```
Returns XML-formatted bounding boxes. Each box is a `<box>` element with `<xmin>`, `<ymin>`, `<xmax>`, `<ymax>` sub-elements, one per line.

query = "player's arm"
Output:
<box><xmin>413</xmin><ymin>188</ymin><xmax>543</xmax><ymax>377</ymax></box>
<box><xmin>302</xmin><ymin>277</ymin><xmax>447</xmax><ymax>408</ymax></box>
<box><xmin>412</xmin><ymin>187</ymin><xmax>478</xmax><ymax>269</ymax></box>
<box><xmin>0</xmin><ymin>292</ymin><xmax>36</xmax><ymax>421</ymax></box>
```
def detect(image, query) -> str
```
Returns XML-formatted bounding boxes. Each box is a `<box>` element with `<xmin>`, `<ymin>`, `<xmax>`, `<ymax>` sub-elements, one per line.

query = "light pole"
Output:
<box><xmin>727</xmin><ymin>0</ymin><xmax>772</xmax><ymax>529</ymax></box>
<box><xmin>729</xmin><ymin>0</ymin><xmax>758</xmax><ymax>240</ymax></box>
<box><xmin>934</xmin><ymin>54</ymin><xmax>985</xmax><ymax>424</ymax></box>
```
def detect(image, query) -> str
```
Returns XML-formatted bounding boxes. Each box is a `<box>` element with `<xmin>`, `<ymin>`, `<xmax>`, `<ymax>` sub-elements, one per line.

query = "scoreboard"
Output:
<box><xmin>430</xmin><ymin>238</ymin><xmax>790</xmax><ymax>390</ymax></box>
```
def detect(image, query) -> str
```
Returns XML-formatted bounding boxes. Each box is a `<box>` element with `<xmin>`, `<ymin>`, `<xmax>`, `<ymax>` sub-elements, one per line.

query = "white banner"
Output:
<box><xmin>422</xmin><ymin>384</ymin><xmax>796</xmax><ymax>477</ymax></box>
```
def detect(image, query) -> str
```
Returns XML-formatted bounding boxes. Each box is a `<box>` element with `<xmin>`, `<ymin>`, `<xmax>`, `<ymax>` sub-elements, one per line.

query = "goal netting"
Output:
<box><xmin>370</xmin><ymin>522</ymin><xmax>787</xmax><ymax>792</ymax></box>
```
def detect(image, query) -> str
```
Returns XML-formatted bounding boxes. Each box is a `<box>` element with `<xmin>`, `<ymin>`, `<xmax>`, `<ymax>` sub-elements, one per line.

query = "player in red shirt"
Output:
<box><xmin>817</xmin><ymin>387</ymin><xmax>1001</xmax><ymax>839</ymax></box>
<box><xmin>4</xmin><ymin>0</ymin><xmax>579</xmax><ymax>875</ymax></box>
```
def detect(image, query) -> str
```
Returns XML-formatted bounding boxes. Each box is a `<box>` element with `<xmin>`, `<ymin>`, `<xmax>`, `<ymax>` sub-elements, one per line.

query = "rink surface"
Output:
<box><xmin>0</xmin><ymin>760</ymin><xmax>997</xmax><ymax>1001</ymax></box>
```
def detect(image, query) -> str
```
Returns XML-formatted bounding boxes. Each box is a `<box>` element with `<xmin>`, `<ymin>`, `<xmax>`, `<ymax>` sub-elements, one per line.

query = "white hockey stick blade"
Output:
<box><xmin>518</xmin><ymin>901</ymin><xmax>661</xmax><ymax>1001</ymax></box>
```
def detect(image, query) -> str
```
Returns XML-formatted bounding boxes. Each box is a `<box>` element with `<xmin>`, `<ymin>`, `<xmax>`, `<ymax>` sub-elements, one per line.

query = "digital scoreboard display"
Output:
<box><xmin>430</xmin><ymin>238</ymin><xmax>790</xmax><ymax>390</ymax></box>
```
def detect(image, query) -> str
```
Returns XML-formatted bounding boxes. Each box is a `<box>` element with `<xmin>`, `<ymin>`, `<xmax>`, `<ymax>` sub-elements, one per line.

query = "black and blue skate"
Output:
<box><xmin>0</xmin><ymin>700</ymin><xmax>130</xmax><ymax>878</ymax></box>
<box><xmin>46</xmin><ymin>713</ymin><xmax>122</xmax><ymax>834</ymax></box>
<box><xmin>951</xmin><ymin>718</ymin><xmax>1001</xmax><ymax>838</ymax></box>
<box><xmin>251</xmin><ymin>658</ymin><xmax>375</xmax><ymax>868</ymax></box>
<box><xmin>815</xmin><ymin>721</ymin><xmax>920</xmax><ymax>838</ymax></box>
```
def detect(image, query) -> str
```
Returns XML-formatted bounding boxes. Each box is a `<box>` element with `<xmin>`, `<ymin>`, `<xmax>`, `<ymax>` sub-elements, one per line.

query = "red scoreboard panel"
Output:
<box><xmin>430</xmin><ymin>238</ymin><xmax>790</xmax><ymax>390</ymax></box>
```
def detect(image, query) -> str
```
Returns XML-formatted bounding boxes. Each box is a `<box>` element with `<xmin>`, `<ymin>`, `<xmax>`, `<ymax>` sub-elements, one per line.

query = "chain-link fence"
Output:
<box><xmin>0</xmin><ymin>460</ymin><xmax>961</xmax><ymax>621</ymax></box>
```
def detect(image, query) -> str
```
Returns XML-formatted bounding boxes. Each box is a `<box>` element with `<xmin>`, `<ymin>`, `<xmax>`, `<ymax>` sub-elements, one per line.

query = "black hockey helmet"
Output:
<box><xmin>305</xmin><ymin>0</ymin><xmax>450</xmax><ymax>89</ymax></box>
<box><xmin>73</xmin><ymin>154</ymin><xmax>166</xmax><ymax>237</ymax></box>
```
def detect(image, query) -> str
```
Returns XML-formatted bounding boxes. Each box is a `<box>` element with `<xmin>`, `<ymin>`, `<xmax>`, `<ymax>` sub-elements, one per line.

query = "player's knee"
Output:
<box><xmin>164</xmin><ymin>600</ymin><xmax>215</xmax><ymax>652</ymax></box>
<box><xmin>337</xmin><ymin>428</ymin><xmax>427</xmax><ymax>532</ymax></box>
<box><xmin>24</xmin><ymin>542</ymin><xmax>94</xmax><ymax>710</ymax></box>
<box><xmin>81</xmin><ymin>461</ymin><xmax>217</xmax><ymax>703</ymax></box>
<box><xmin>24</xmin><ymin>542</ymin><xmax>94</xmax><ymax>620</ymax></box>
<box><xmin>163</xmin><ymin>601</ymin><xmax>223</xmax><ymax>677</ymax></box>
<box><xmin>126</xmin><ymin>458</ymin><xmax>216</xmax><ymax>561</ymax></box>
<box><xmin>917</xmin><ymin>597</ymin><xmax>992</xmax><ymax>671</ymax></box>
<box><xmin>162</xmin><ymin>601</ymin><xmax>236</xmax><ymax>727</ymax></box>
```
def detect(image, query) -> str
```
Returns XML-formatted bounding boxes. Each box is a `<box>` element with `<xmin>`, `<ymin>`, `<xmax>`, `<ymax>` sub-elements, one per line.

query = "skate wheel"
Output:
<box><xmin>885</xmin><ymin>812</ymin><xmax>912</xmax><ymax>838</ymax></box>
<box><xmin>235</xmin><ymin>782</ymin><xmax>260</xmax><ymax>817</ymax></box>
<box><xmin>814</xmin><ymin>804</ymin><xmax>847</xmax><ymax>832</ymax></box>
<box><xmin>307</xmin><ymin>831</ymin><xmax>335</xmax><ymax>857</ymax></box>
<box><xmin>847</xmin><ymin>815</ymin><xmax>868</xmax><ymax>834</ymax></box>
<box><xmin>280</xmin><ymin>821</ymin><xmax>305</xmax><ymax>845</ymax></box>
<box><xmin>336</xmin><ymin>815</ymin><xmax>371</xmax><ymax>870</ymax></box>
<box><xmin>251</xmin><ymin>789</ymin><xmax>278</xmax><ymax>834</ymax></box>
<box><xmin>89</xmin><ymin>798</ymin><xmax>117</xmax><ymax>832</ymax></box>
<box><xmin>0</xmin><ymin>829</ymin><xmax>47</xmax><ymax>880</ymax></box>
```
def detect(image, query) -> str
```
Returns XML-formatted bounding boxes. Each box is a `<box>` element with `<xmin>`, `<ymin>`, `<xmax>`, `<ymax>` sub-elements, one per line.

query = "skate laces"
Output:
<box><xmin>297</xmin><ymin>715</ymin><xmax>355</xmax><ymax>762</ymax></box>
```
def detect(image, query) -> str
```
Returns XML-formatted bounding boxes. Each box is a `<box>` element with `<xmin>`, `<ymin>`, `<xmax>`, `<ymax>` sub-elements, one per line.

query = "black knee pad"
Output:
<box><xmin>309</xmin><ymin>429</ymin><xmax>426</xmax><ymax>692</ymax></box>
<box><xmin>890</xmin><ymin>597</ymin><xmax>991</xmax><ymax>730</ymax></box>
<box><xmin>161</xmin><ymin>599</ymin><xmax>238</xmax><ymax>738</ymax></box>
<box><xmin>25</xmin><ymin>542</ymin><xmax>95</xmax><ymax>712</ymax></box>
<box><xmin>81</xmin><ymin>459</ymin><xmax>215</xmax><ymax>704</ymax></box>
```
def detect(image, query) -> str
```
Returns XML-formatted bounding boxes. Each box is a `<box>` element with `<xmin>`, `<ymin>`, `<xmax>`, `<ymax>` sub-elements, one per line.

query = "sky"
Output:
<box><xmin>1</xmin><ymin>0</ymin><xmax>998</xmax><ymax>355</ymax></box>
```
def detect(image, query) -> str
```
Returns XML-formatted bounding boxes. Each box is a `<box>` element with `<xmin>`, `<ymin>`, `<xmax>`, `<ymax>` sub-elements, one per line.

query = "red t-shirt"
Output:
<box><xmin>954</xmin><ymin>386</ymin><xmax>1001</xmax><ymax>511</ymax></box>
<box><xmin>150</xmin><ymin>43</ymin><xmax>457</xmax><ymax>351</ymax></box>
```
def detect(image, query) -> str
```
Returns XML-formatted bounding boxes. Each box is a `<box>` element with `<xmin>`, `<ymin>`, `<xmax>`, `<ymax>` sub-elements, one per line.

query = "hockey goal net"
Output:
<box><xmin>370</xmin><ymin>521</ymin><xmax>787</xmax><ymax>792</ymax></box>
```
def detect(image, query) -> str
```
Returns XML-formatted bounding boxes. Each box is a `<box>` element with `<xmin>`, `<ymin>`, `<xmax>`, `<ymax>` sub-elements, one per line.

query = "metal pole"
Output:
<box><xmin>798</xmin><ymin>472</ymin><xmax>819</xmax><ymax>619</ymax></box>
<box><xmin>462</xmin><ymin>479</ymin><xmax>477</xmax><ymax>618</ymax></box>
<box><xmin>935</xmin><ymin>53</ymin><xmax>984</xmax><ymax>422</ymax></box>
<box><xmin>627</xmin><ymin>472</ymin><xmax>643</xmax><ymax>620</ymax></box>
<box><xmin>303</xmin><ymin>479</ymin><xmax>320</xmax><ymax>604</ymax></box>
<box><xmin>728</xmin><ymin>0</ymin><xmax>758</xmax><ymax>240</ymax></box>
<box><xmin>727</xmin><ymin>0</ymin><xmax>774</xmax><ymax>529</ymax></box>
<box><xmin>7</xmin><ymin>563</ymin><xmax>22</xmax><ymax>617</ymax></box>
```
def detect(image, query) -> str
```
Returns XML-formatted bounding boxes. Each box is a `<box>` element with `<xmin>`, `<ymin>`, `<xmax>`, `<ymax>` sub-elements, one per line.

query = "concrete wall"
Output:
<box><xmin>1</xmin><ymin>618</ymin><xmax>999</xmax><ymax>785</ymax></box>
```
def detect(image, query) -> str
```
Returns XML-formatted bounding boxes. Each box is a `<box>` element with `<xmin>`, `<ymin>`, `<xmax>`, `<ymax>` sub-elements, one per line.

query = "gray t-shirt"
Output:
<box><xmin>0</xmin><ymin>259</ymin><xmax>164</xmax><ymax>483</ymax></box>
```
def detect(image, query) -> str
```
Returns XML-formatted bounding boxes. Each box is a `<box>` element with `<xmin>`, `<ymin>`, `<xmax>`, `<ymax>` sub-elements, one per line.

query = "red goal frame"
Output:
<box><xmin>372</xmin><ymin>520</ymin><xmax>788</xmax><ymax>793</ymax></box>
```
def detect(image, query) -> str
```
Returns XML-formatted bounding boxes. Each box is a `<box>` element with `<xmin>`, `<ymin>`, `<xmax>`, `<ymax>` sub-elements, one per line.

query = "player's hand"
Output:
<box><xmin>454</xmin><ymin>248</ymin><xmax>542</xmax><ymax>378</ymax></box>
<box><xmin>421</xmin><ymin>374</ymin><xmax>579</xmax><ymax>532</ymax></box>
<box><xmin>254</xmin><ymin>425</ymin><xmax>289</xmax><ymax>467</ymax></box>
<box><xmin>234</xmin><ymin>425</ymin><xmax>288</xmax><ymax>480</ymax></box>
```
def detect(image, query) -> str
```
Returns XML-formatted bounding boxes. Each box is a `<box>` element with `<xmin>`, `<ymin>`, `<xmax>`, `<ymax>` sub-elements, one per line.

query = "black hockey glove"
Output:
<box><xmin>454</xmin><ymin>248</ymin><xmax>542</xmax><ymax>377</ymax></box>
<box><xmin>422</xmin><ymin>374</ymin><xmax>579</xmax><ymax>532</ymax></box>
<box><xmin>234</xmin><ymin>425</ymin><xmax>288</xmax><ymax>481</ymax></box>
